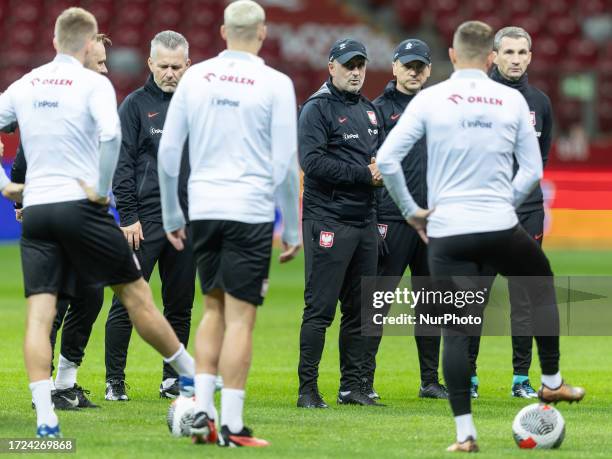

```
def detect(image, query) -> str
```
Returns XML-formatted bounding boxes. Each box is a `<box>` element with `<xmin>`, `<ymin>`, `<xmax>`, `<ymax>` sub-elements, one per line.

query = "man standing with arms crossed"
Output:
<box><xmin>377</xmin><ymin>21</ymin><xmax>584</xmax><ymax>452</ymax></box>
<box><xmin>297</xmin><ymin>38</ymin><xmax>384</xmax><ymax>408</ymax></box>
<box><xmin>106</xmin><ymin>30</ymin><xmax>195</xmax><ymax>401</ymax></box>
<box><xmin>158</xmin><ymin>0</ymin><xmax>300</xmax><ymax>447</ymax></box>
<box><xmin>0</xmin><ymin>7</ymin><xmax>196</xmax><ymax>437</ymax></box>
<box><xmin>365</xmin><ymin>38</ymin><xmax>448</xmax><ymax>401</ymax></box>
<box><xmin>9</xmin><ymin>33</ymin><xmax>111</xmax><ymax>410</ymax></box>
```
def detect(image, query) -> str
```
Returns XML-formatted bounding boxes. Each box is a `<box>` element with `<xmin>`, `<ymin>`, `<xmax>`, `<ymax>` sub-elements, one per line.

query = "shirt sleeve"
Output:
<box><xmin>298</xmin><ymin>101</ymin><xmax>372</xmax><ymax>185</ymax></box>
<box><xmin>112</xmin><ymin>96</ymin><xmax>141</xmax><ymax>226</ymax></box>
<box><xmin>158</xmin><ymin>70</ymin><xmax>190</xmax><ymax>232</ymax></box>
<box><xmin>0</xmin><ymin>83</ymin><xmax>18</xmax><ymax>131</ymax></box>
<box><xmin>89</xmin><ymin>76</ymin><xmax>121</xmax><ymax>142</ymax></box>
<box><xmin>512</xmin><ymin>95</ymin><xmax>543</xmax><ymax>208</ymax></box>
<box><xmin>376</xmin><ymin>92</ymin><xmax>427</xmax><ymax>218</ymax></box>
<box><xmin>271</xmin><ymin>74</ymin><xmax>300</xmax><ymax>246</ymax></box>
<box><xmin>0</xmin><ymin>168</ymin><xmax>9</xmax><ymax>191</ymax></box>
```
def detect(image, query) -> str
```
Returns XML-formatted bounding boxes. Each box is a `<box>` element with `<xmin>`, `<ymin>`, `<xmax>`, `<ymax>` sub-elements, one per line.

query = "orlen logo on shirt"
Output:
<box><xmin>30</xmin><ymin>78</ymin><xmax>73</xmax><ymax>87</ymax></box>
<box><xmin>448</xmin><ymin>94</ymin><xmax>503</xmax><ymax>106</ymax></box>
<box><xmin>219</xmin><ymin>75</ymin><xmax>255</xmax><ymax>85</ymax></box>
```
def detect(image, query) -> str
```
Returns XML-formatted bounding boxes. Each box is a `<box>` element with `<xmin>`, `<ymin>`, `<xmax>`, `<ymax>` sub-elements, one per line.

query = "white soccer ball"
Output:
<box><xmin>512</xmin><ymin>403</ymin><xmax>565</xmax><ymax>449</ymax></box>
<box><xmin>167</xmin><ymin>396</ymin><xmax>195</xmax><ymax>437</ymax></box>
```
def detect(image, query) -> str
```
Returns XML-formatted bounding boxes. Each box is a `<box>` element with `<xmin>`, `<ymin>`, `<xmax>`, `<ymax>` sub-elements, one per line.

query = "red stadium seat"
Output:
<box><xmin>509</xmin><ymin>15</ymin><xmax>545</xmax><ymax>41</ymax></box>
<box><xmin>430</xmin><ymin>0</ymin><xmax>460</xmax><ymax>18</ymax></box>
<box><xmin>9</xmin><ymin>0</ymin><xmax>43</xmax><ymax>23</ymax></box>
<box><xmin>577</xmin><ymin>0</ymin><xmax>607</xmax><ymax>17</ymax></box>
<box><xmin>392</xmin><ymin>0</ymin><xmax>425</xmax><ymax>30</ymax></box>
<box><xmin>507</xmin><ymin>0</ymin><xmax>533</xmax><ymax>17</ymax></box>
<box><xmin>546</xmin><ymin>16</ymin><xmax>580</xmax><ymax>46</ymax></box>
<box><xmin>114</xmin><ymin>2</ymin><xmax>149</xmax><ymax>27</ymax></box>
<box><xmin>152</xmin><ymin>2</ymin><xmax>182</xmax><ymax>29</ymax></box>
<box><xmin>471</xmin><ymin>0</ymin><xmax>498</xmax><ymax>16</ymax></box>
<box><xmin>567</xmin><ymin>38</ymin><xmax>599</xmax><ymax>66</ymax></box>
<box><xmin>46</xmin><ymin>0</ymin><xmax>80</xmax><ymax>20</ymax></box>
<box><xmin>110</xmin><ymin>25</ymin><xmax>146</xmax><ymax>48</ymax></box>
<box><xmin>596</xmin><ymin>100</ymin><xmax>612</xmax><ymax>133</ymax></box>
<box><xmin>532</xmin><ymin>36</ymin><xmax>561</xmax><ymax>65</ymax></box>
<box><xmin>542</xmin><ymin>0</ymin><xmax>574</xmax><ymax>17</ymax></box>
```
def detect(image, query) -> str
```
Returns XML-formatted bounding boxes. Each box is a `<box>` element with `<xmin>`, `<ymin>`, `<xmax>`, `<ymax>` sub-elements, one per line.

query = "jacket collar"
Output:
<box><xmin>384</xmin><ymin>79</ymin><xmax>415</xmax><ymax>105</ymax></box>
<box><xmin>489</xmin><ymin>65</ymin><xmax>528</xmax><ymax>91</ymax></box>
<box><xmin>53</xmin><ymin>54</ymin><xmax>83</xmax><ymax>67</ymax></box>
<box><xmin>327</xmin><ymin>78</ymin><xmax>361</xmax><ymax>105</ymax></box>
<box><xmin>144</xmin><ymin>74</ymin><xmax>173</xmax><ymax>100</ymax></box>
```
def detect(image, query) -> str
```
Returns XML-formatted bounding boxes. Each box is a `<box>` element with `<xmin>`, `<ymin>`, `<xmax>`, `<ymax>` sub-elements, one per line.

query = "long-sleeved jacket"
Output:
<box><xmin>490</xmin><ymin>65</ymin><xmax>552</xmax><ymax>214</ymax></box>
<box><xmin>299</xmin><ymin>80</ymin><xmax>383</xmax><ymax>225</ymax></box>
<box><xmin>373</xmin><ymin>80</ymin><xmax>427</xmax><ymax>220</ymax></box>
<box><xmin>113</xmin><ymin>75</ymin><xmax>189</xmax><ymax>226</ymax></box>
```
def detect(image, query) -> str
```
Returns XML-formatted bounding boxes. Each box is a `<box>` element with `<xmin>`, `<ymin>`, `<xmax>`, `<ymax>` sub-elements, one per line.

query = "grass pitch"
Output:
<box><xmin>0</xmin><ymin>244</ymin><xmax>610</xmax><ymax>458</ymax></box>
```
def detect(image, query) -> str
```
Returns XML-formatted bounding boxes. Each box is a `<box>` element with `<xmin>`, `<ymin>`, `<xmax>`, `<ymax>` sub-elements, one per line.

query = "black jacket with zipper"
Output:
<box><xmin>299</xmin><ymin>80</ymin><xmax>383</xmax><ymax>225</ymax></box>
<box><xmin>490</xmin><ymin>65</ymin><xmax>553</xmax><ymax>214</ymax></box>
<box><xmin>112</xmin><ymin>75</ymin><xmax>189</xmax><ymax>226</ymax></box>
<box><xmin>372</xmin><ymin>80</ymin><xmax>428</xmax><ymax>220</ymax></box>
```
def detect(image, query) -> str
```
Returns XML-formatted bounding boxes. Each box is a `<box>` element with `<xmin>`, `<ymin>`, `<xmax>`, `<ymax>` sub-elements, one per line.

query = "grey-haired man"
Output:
<box><xmin>105</xmin><ymin>30</ymin><xmax>195</xmax><ymax>400</ymax></box>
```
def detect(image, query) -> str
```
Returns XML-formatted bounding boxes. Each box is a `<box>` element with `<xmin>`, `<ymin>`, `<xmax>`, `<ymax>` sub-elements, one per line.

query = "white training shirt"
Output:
<box><xmin>0</xmin><ymin>54</ymin><xmax>120</xmax><ymax>208</ymax></box>
<box><xmin>158</xmin><ymin>50</ymin><xmax>298</xmax><ymax>225</ymax></box>
<box><xmin>377</xmin><ymin>69</ymin><xmax>542</xmax><ymax>238</ymax></box>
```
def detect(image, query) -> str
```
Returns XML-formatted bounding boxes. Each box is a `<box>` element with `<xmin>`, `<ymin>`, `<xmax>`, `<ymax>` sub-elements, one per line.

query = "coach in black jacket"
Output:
<box><xmin>297</xmin><ymin>39</ymin><xmax>384</xmax><ymax>408</ymax></box>
<box><xmin>469</xmin><ymin>26</ymin><xmax>553</xmax><ymax>399</ymax></box>
<box><xmin>105</xmin><ymin>31</ymin><xmax>195</xmax><ymax>401</ymax></box>
<box><xmin>365</xmin><ymin>39</ymin><xmax>449</xmax><ymax>401</ymax></box>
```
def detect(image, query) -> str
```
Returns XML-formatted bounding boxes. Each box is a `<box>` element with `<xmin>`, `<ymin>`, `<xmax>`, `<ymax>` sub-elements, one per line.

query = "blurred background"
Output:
<box><xmin>1</xmin><ymin>0</ymin><xmax>611</xmax><ymax>246</ymax></box>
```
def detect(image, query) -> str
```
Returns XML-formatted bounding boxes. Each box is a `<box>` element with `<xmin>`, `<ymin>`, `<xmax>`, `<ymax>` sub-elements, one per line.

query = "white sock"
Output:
<box><xmin>30</xmin><ymin>379</ymin><xmax>58</xmax><ymax>427</ymax></box>
<box><xmin>195</xmin><ymin>373</ymin><xmax>218</xmax><ymax>420</ymax></box>
<box><xmin>163</xmin><ymin>343</ymin><xmax>195</xmax><ymax>377</ymax></box>
<box><xmin>54</xmin><ymin>355</ymin><xmax>78</xmax><ymax>390</ymax></box>
<box><xmin>454</xmin><ymin>413</ymin><xmax>477</xmax><ymax>442</ymax></box>
<box><xmin>49</xmin><ymin>376</ymin><xmax>55</xmax><ymax>391</ymax></box>
<box><xmin>221</xmin><ymin>388</ymin><xmax>245</xmax><ymax>433</ymax></box>
<box><xmin>541</xmin><ymin>371</ymin><xmax>562</xmax><ymax>389</ymax></box>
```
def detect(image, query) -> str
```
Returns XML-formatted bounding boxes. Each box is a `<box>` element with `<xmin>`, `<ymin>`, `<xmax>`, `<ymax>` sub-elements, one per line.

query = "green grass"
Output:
<box><xmin>0</xmin><ymin>244</ymin><xmax>611</xmax><ymax>458</ymax></box>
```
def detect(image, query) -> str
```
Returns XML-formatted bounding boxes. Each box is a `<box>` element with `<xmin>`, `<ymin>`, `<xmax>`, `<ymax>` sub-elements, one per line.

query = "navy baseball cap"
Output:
<box><xmin>329</xmin><ymin>38</ymin><xmax>368</xmax><ymax>65</ymax></box>
<box><xmin>393</xmin><ymin>39</ymin><xmax>431</xmax><ymax>65</ymax></box>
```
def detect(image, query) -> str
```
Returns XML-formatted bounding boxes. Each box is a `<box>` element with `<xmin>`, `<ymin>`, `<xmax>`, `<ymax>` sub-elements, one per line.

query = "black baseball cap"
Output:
<box><xmin>393</xmin><ymin>39</ymin><xmax>431</xmax><ymax>65</ymax></box>
<box><xmin>329</xmin><ymin>38</ymin><xmax>368</xmax><ymax>65</ymax></box>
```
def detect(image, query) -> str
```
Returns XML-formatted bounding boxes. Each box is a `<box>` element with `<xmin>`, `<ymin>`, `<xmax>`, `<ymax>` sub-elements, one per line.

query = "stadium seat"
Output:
<box><xmin>543</xmin><ymin>0</ymin><xmax>574</xmax><ymax>17</ymax></box>
<box><xmin>509</xmin><ymin>15</ymin><xmax>545</xmax><ymax>41</ymax></box>
<box><xmin>546</xmin><ymin>16</ymin><xmax>580</xmax><ymax>46</ymax></box>
<box><xmin>533</xmin><ymin>36</ymin><xmax>561</xmax><ymax>65</ymax></box>
<box><xmin>470</xmin><ymin>0</ymin><xmax>498</xmax><ymax>16</ymax></box>
<box><xmin>507</xmin><ymin>0</ymin><xmax>533</xmax><ymax>18</ymax></box>
<box><xmin>577</xmin><ymin>0</ymin><xmax>607</xmax><ymax>17</ymax></box>
<box><xmin>567</xmin><ymin>38</ymin><xmax>599</xmax><ymax>66</ymax></box>
<box><xmin>430</xmin><ymin>0</ymin><xmax>460</xmax><ymax>18</ymax></box>
<box><xmin>9</xmin><ymin>0</ymin><xmax>43</xmax><ymax>24</ymax></box>
<box><xmin>392</xmin><ymin>0</ymin><xmax>425</xmax><ymax>30</ymax></box>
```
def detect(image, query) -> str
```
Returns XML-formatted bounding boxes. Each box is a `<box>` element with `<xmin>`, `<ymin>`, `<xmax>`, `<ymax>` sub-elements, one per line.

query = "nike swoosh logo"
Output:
<box><xmin>534</xmin><ymin>233</ymin><xmax>543</xmax><ymax>240</ymax></box>
<box><xmin>338</xmin><ymin>116</ymin><xmax>348</xmax><ymax>123</ymax></box>
<box><xmin>148</xmin><ymin>112</ymin><xmax>159</xmax><ymax>118</ymax></box>
<box><xmin>390</xmin><ymin>114</ymin><xmax>400</xmax><ymax>121</ymax></box>
<box><xmin>60</xmin><ymin>395</ymin><xmax>79</xmax><ymax>407</ymax></box>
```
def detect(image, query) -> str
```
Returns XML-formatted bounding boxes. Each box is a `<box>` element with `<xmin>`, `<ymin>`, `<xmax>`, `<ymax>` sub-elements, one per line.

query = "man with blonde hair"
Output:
<box><xmin>159</xmin><ymin>0</ymin><xmax>300</xmax><ymax>448</ymax></box>
<box><xmin>0</xmin><ymin>7</ymin><xmax>195</xmax><ymax>437</ymax></box>
<box><xmin>377</xmin><ymin>20</ymin><xmax>584</xmax><ymax>452</ymax></box>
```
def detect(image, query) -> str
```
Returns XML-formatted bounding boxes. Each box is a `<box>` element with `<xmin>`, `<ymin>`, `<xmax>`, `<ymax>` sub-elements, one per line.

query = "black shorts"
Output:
<box><xmin>191</xmin><ymin>220</ymin><xmax>274</xmax><ymax>306</ymax></box>
<box><xmin>20</xmin><ymin>200</ymin><xmax>142</xmax><ymax>298</ymax></box>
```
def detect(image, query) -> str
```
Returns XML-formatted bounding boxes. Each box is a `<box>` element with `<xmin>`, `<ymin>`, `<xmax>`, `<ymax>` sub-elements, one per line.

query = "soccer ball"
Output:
<box><xmin>167</xmin><ymin>396</ymin><xmax>196</xmax><ymax>437</ymax></box>
<box><xmin>512</xmin><ymin>403</ymin><xmax>565</xmax><ymax>449</ymax></box>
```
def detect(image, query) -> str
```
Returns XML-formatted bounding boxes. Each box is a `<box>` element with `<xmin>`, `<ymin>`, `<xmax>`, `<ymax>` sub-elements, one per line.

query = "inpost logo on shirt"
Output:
<box><xmin>343</xmin><ymin>133</ymin><xmax>360</xmax><ymax>141</ymax></box>
<box><xmin>150</xmin><ymin>127</ymin><xmax>163</xmax><ymax>135</ymax></box>
<box><xmin>460</xmin><ymin>119</ymin><xmax>492</xmax><ymax>129</ymax></box>
<box><xmin>32</xmin><ymin>100</ymin><xmax>59</xmax><ymax>109</ymax></box>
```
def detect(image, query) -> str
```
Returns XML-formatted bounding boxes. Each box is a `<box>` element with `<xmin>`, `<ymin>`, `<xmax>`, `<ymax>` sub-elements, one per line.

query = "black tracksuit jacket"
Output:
<box><xmin>372</xmin><ymin>80</ymin><xmax>428</xmax><ymax>219</ymax></box>
<box><xmin>490</xmin><ymin>66</ymin><xmax>553</xmax><ymax>214</ymax></box>
<box><xmin>299</xmin><ymin>80</ymin><xmax>383</xmax><ymax>225</ymax></box>
<box><xmin>112</xmin><ymin>74</ymin><xmax>189</xmax><ymax>226</ymax></box>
